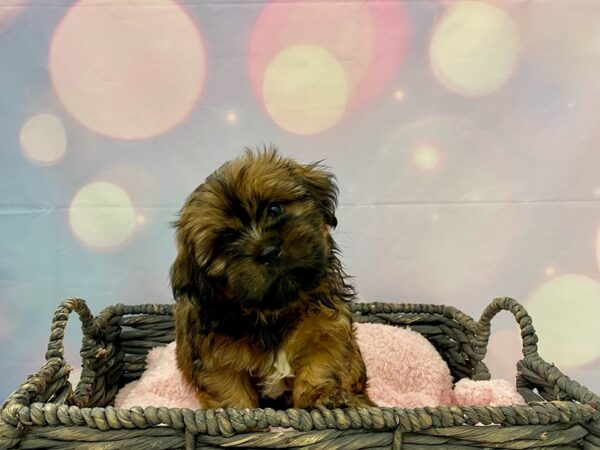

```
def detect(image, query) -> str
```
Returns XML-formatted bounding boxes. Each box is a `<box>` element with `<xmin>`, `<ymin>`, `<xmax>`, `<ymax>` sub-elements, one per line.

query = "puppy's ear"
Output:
<box><xmin>298</xmin><ymin>162</ymin><xmax>339</xmax><ymax>228</ymax></box>
<box><xmin>170</xmin><ymin>232</ymin><xmax>212</xmax><ymax>302</ymax></box>
<box><xmin>170</xmin><ymin>243</ymin><xmax>196</xmax><ymax>300</ymax></box>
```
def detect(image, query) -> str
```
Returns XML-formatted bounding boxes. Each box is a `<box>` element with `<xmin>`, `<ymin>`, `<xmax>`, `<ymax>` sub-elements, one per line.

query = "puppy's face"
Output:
<box><xmin>172</xmin><ymin>151</ymin><xmax>338</xmax><ymax>311</ymax></box>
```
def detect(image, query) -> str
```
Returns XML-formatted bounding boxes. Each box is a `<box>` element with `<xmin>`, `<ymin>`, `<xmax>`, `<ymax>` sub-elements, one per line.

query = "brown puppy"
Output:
<box><xmin>171</xmin><ymin>148</ymin><xmax>374</xmax><ymax>410</ymax></box>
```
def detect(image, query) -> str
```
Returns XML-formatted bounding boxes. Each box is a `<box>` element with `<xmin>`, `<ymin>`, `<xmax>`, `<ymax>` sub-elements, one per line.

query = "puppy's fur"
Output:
<box><xmin>171</xmin><ymin>149</ymin><xmax>373</xmax><ymax>409</ymax></box>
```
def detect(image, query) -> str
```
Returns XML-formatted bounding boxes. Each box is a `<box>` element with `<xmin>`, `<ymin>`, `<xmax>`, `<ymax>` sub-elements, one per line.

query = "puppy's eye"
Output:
<box><xmin>266</xmin><ymin>203</ymin><xmax>283</xmax><ymax>217</ymax></box>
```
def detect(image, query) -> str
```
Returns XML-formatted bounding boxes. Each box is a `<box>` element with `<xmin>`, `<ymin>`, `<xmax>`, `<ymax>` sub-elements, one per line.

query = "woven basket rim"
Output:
<box><xmin>1</xmin><ymin>297</ymin><xmax>599</xmax><ymax>441</ymax></box>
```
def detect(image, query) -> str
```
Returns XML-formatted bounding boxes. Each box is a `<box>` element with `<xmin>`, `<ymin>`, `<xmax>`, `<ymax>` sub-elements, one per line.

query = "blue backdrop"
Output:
<box><xmin>1</xmin><ymin>0</ymin><xmax>599</xmax><ymax>400</ymax></box>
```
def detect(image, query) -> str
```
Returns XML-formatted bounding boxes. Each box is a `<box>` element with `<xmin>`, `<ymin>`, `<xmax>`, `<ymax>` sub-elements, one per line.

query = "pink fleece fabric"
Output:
<box><xmin>114</xmin><ymin>322</ymin><xmax>524</xmax><ymax>409</ymax></box>
<box><xmin>453</xmin><ymin>378</ymin><xmax>525</xmax><ymax>406</ymax></box>
<box><xmin>356</xmin><ymin>323</ymin><xmax>454</xmax><ymax>407</ymax></box>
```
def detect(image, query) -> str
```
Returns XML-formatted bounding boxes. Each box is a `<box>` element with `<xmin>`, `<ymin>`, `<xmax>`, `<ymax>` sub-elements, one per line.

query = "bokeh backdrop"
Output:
<box><xmin>1</xmin><ymin>0</ymin><xmax>599</xmax><ymax>400</ymax></box>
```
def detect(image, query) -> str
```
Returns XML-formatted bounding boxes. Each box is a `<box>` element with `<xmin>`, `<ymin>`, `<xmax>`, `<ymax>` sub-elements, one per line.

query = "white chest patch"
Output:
<box><xmin>260</xmin><ymin>349</ymin><xmax>294</xmax><ymax>399</ymax></box>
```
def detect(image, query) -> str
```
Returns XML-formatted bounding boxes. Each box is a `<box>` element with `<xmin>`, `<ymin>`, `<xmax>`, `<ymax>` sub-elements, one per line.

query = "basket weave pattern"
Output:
<box><xmin>1</xmin><ymin>297</ymin><xmax>599</xmax><ymax>449</ymax></box>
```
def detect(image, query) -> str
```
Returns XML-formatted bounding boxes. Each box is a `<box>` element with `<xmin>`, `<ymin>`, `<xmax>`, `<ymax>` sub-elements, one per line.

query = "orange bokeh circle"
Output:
<box><xmin>49</xmin><ymin>0</ymin><xmax>206</xmax><ymax>140</ymax></box>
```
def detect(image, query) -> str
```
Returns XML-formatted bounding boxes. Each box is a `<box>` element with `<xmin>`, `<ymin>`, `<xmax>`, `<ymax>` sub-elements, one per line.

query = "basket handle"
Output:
<box><xmin>474</xmin><ymin>297</ymin><xmax>539</xmax><ymax>362</ymax></box>
<box><xmin>0</xmin><ymin>299</ymin><xmax>98</xmax><ymax>445</ymax></box>
<box><xmin>45</xmin><ymin>298</ymin><xmax>97</xmax><ymax>361</ymax></box>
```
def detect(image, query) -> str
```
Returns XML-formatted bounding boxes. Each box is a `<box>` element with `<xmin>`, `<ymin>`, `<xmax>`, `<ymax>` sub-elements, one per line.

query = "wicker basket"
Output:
<box><xmin>1</xmin><ymin>297</ymin><xmax>598</xmax><ymax>449</ymax></box>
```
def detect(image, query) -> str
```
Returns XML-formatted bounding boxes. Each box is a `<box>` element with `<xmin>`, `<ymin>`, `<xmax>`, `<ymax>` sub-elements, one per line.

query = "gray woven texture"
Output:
<box><xmin>1</xmin><ymin>297</ymin><xmax>598</xmax><ymax>449</ymax></box>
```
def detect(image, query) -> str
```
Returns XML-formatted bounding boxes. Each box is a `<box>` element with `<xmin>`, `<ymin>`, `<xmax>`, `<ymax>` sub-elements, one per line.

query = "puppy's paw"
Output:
<box><xmin>346</xmin><ymin>394</ymin><xmax>377</xmax><ymax>408</ymax></box>
<box><xmin>314</xmin><ymin>388</ymin><xmax>351</xmax><ymax>409</ymax></box>
<box><xmin>295</xmin><ymin>385</ymin><xmax>376</xmax><ymax>410</ymax></box>
<box><xmin>313</xmin><ymin>388</ymin><xmax>376</xmax><ymax>409</ymax></box>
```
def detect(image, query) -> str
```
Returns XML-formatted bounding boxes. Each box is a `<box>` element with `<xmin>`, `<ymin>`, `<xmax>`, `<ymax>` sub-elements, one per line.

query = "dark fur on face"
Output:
<box><xmin>171</xmin><ymin>148</ymin><xmax>374</xmax><ymax>410</ymax></box>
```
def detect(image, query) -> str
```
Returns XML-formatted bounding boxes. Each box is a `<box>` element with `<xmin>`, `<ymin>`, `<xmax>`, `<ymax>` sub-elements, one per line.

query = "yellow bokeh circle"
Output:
<box><xmin>69</xmin><ymin>182</ymin><xmax>136</xmax><ymax>251</ymax></box>
<box><xmin>263</xmin><ymin>45</ymin><xmax>349</xmax><ymax>135</ymax></box>
<box><xmin>20</xmin><ymin>114</ymin><xmax>67</xmax><ymax>165</ymax></box>
<box><xmin>526</xmin><ymin>274</ymin><xmax>600</xmax><ymax>368</ymax></box>
<box><xmin>412</xmin><ymin>143</ymin><xmax>441</xmax><ymax>172</ymax></box>
<box><xmin>430</xmin><ymin>2</ymin><xmax>520</xmax><ymax>96</ymax></box>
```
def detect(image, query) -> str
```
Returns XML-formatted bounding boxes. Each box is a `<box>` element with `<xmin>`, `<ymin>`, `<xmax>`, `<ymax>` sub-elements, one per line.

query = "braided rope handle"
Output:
<box><xmin>45</xmin><ymin>298</ymin><xmax>96</xmax><ymax>361</ymax></box>
<box><xmin>1</xmin><ymin>299</ymin><xmax>98</xmax><ymax>447</ymax></box>
<box><xmin>44</xmin><ymin>298</ymin><xmax>103</xmax><ymax>408</ymax></box>
<box><xmin>474</xmin><ymin>297</ymin><xmax>539</xmax><ymax>362</ymax></box>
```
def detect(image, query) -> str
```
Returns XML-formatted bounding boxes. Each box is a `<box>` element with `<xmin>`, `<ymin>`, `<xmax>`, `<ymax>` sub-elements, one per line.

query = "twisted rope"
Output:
<box><xmin>45</xmin><ymin>298</ymin><xmax>97</xmax><ymax>362</ymax></box>
<box><xmin>7</xmin><ymin>400</ymin><xmax>598</xmax><ymax>437</ymax></box>
<box><xmin>474</xmin><ymin>297</ymin><xmax>539</xmax><ymax>360</ymax></box>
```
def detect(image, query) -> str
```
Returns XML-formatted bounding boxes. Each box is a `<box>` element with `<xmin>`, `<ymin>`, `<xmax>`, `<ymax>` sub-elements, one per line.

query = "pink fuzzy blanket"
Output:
<box><xmin>115</xmin><ymin>322</ymin><xmax>524</xmax><ymax>410</ymax></box>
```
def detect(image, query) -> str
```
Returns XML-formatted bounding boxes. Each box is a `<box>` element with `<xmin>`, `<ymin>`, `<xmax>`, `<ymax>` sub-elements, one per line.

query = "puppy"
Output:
<box><xmin>171</xmin><ymin>148</ymin><xmax>374</xmax><ymax>410</ymax></box>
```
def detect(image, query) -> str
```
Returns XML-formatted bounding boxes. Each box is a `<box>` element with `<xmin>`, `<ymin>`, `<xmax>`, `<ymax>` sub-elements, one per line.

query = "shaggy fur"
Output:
<box><xmin>171</xmin><ymin>148</ymin><xmax>374</xmax><ymax>409</ymax></box>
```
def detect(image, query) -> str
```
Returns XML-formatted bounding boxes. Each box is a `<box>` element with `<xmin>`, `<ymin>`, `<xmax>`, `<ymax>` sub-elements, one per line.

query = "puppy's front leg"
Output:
<box><xmin>195</xmin><ymin>369</ymin><xmax>259</xmax><ymax>410</ymax></box>
<box><xmin>292</xmin><ymin>356</ymin><xmax>345</xmax><ymax>409</ymax></box>
<box><xmin>291</xmin><ymin>354</ymin><xmax>372</xmax><ymax>409</ymax></box>
<box><xmin>285</xmin><ymin>308</ymin><xmax>374</xmax><ymax>409</ymax></box>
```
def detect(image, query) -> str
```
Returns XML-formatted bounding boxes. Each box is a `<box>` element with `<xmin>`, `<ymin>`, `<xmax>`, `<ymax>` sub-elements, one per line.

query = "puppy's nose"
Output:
<box><xmin>257</xmin><ymin>245</ymin><xmax>282</xmax><ymax>265</ymax></box>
